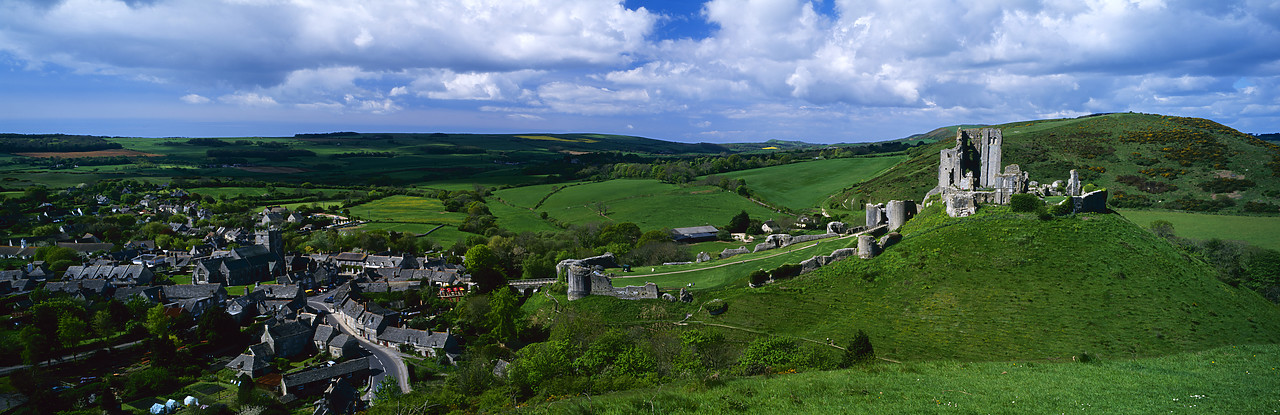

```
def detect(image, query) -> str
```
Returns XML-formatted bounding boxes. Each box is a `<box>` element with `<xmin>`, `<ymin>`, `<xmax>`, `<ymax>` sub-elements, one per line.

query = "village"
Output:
<box><xmin>0</xmin><ymin>189</ymin><xmax>475</xmax><ymax>414</ymax></box>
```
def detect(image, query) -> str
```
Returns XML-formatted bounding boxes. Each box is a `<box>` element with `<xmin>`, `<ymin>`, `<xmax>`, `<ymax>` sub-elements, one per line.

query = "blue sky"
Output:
<box><xmin>1</xmin><ymin>0</ymin><xmax>1278</xmax><ymax>143</ymax></box>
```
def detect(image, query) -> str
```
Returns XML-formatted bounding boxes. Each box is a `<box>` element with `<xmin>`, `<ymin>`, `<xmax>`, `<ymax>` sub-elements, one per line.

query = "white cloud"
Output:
<box><xmin>219</xmin><ymin>92</ymin><xmax>279</xmax><ymax>107</ymax></box>
<box><xmin>180</xmin><ymin>94</ymin><xmax>210</xmax><ymax>104</ymax></box>
<box><xmin>411</xmin><ymin>70</ymin><xmax>539</xmax><ymax>101</ymax></box>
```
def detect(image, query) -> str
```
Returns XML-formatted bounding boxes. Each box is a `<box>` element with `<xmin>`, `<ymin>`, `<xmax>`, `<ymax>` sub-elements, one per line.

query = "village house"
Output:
<box><xmin>62</xmin><ymin>264</ymin><xmax>154</xmax><ymax>286</ymax></box>
<box><xmin>279</xmin><ymin>356</ymin><xmax>371</xmax><ymax>398</ymax></box>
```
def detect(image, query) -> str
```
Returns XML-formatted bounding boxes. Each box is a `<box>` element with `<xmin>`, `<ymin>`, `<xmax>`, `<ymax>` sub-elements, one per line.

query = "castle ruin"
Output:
<box><xmin>558</xmin><ymin>253</ymin><xmax>659</xmax><ymax>301</ymax></box>
<box><xmin>927</xmin><ymin>128</ymin><xmax>1029</xmax><ymax>217</ymax></box>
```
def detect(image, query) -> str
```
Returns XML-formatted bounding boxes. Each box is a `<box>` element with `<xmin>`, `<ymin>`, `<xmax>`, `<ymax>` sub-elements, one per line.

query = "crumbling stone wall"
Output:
<box><xmin>720</xmin><ymin>247</ymin><xmax>750</xmax><ymax>259</ymax></box>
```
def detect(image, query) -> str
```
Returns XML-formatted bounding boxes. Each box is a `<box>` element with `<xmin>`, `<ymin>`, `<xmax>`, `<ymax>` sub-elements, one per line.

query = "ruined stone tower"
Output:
<box><xmin>938</xmin><ymin>128</ymin><xmax>1003</xmax><ymax>190</ymax></box>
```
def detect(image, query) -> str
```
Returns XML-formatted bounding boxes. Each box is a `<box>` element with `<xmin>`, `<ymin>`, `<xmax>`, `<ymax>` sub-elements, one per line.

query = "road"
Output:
<box><xmin>307</xmin><ymin>294</ymin><xmax>412</xmax><ymax>398</ymax></box>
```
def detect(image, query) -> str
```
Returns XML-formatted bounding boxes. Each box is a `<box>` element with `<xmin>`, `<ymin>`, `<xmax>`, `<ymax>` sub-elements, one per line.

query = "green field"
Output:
<box><xmin>529</xmin><ymin>344</ymin><xmax>1280</xmax><ymax>414</ymax></box>
<box><xmin>351</xmin><ymin>222</ymin><xmax>473</xmax><ymax>243</ymax></box>
<box><xmin>495</xmin><ymin>179</ymin><xmax>780</xmax><ymax>230</ymax></box>
<box><xmin>1118</xmin><ymin>210</ymin><xmax>1280</xmax><ymax>251</ymax></box>
<box><xmin>719</xmin><ymin>155</ymin><xmax>906</xmax><ymax>211</ymax></box>
<box><xmin>346</xmin><ymin>195</ymin><xmax>466</xmax><ymax>225</ymax></box>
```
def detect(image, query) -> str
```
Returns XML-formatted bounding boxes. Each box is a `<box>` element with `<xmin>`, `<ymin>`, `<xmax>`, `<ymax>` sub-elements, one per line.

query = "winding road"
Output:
<box><xmin>307</xmin><ymin>294</ymin><xmax>412</xmax><ymax>398</ymax></box>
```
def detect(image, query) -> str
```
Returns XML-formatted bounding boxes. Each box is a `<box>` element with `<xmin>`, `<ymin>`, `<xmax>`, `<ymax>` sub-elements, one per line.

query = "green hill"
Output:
<box><xmin>526</xmin><ymin>343</ymin><xmax>1280</xmax><ymax>414</ymax></box>
<box><xmin>681</xmin><ymin>204</ymin><xmax>1280</xmax><ymax>361</ymax></box>
<box><xmin>840</xmin><ymin>113</ymin><xmax>1280</xmax><ymax>214</ymax></box>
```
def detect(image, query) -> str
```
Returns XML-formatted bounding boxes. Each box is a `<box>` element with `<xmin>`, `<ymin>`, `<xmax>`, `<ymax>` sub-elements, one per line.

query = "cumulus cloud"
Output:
<box><xmin>180</xmin><ymin>94</ymin><xmax>210</xmax><ymax>104</ymax></box>
<box><xmin>219</xmin><ymin>92</ymin><xmax>278</xmax><ymax>107</ymax></box>
<box><xmin>2</xmin><ymin>0</ymin><xmax>1280</xmax><ymax>141</ymax></box>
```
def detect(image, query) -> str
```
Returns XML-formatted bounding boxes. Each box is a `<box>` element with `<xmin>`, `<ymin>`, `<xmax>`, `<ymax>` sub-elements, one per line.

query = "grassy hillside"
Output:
<box><xmin>493</xmin><ymin>179</ymin><xmax>779</xmax><ymax>230</ymax></box>
<box><xmin>1119</xmin><ymin>210</ymin><xmax>1280</xmax><ymax>251</ymax></box>
<box><xmin>843</xmin><ymin>113</ymin><xmax>1280</xmax><ymax>215</ymax></box>
<box><xmin>717</xmin><ymin>155</ymin><xmax>905</xmax><ymax>211</ymax></box>
<box><xmin>528</xmin><ymin>343</ymin><xmax>1280</xmax><ymax>414</ymax></box>
<box><xmin>654</xmin><ymin>204</ymin><xmax>1280</xmax><ymax>362</ymax></box>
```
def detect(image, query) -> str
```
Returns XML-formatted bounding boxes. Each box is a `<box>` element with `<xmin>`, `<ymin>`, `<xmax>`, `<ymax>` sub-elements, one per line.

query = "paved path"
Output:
<box><xmin>307</xmin><ymin>295</ymin><xmax>412</xmax><ymax>397</ymax></box>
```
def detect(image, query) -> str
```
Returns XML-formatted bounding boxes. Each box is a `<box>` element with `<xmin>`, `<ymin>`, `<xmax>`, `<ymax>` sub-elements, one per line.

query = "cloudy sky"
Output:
<box><xmin>1</xmin><ymin>0</ymin><xmax>1278</xmax><ymax>143</ymax></box>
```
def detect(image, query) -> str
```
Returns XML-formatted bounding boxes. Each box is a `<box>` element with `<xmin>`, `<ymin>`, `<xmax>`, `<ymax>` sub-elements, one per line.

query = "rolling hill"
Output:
<box><xmin>837</xmin><ymin>113</ymin><xmax>1280</xmax><ymax>214</ymax></box>
<box><xmin>693</xmin><ymin>204</ymin><xmax>1280</xmax><ymax>362</ymax></box>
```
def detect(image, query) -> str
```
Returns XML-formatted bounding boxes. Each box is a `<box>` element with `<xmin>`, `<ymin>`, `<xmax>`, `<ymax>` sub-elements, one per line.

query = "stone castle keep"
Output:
<box><xmin>927</xmin><ymin>127</ymin><xmax>1029</xmax><ymax>217</ymax></box>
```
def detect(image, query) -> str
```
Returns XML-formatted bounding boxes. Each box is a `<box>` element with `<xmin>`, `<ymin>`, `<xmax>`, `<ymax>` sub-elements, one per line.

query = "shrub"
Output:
<box><xmin>1009</xmin><ymin>193</ymin><xmax>1041</xmax><ymax>212</ymax></box>
<box><xmin>769</xmin><ymin>264</ymin><xmax>803</xmax><ymax>280</ymax></box>
<box><xmin>1242</xmin><ymin>201</ymin><xmax>1279</xmax><ymax>213</ymax></box>
<box><xmin>748</xmin><ymin>270</ymin><xmax>769</xmax><ymax>286</ymax></box>
<box><xmin>1050</xmin><ymin>199</ymin><xmax>1074</xmax><ymax>216</ymax></box>
<box><xmin>1198</xmin><ymin>178</ymin><xmax>1256</xmax><ymax>193</ymax></box>
<box><xmin>736</xmin><ymin>337</ymin><xmax>798</xmax><ymax>375</ymax></box>
<box><xmin>840</xmin><ymin>330</ymin><xmax>875</xmax><ymax>367</ymax></box>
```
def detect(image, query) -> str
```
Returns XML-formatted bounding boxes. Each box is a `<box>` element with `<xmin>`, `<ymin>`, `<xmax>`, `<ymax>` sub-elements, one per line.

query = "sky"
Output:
<box><xmin>1</xmin><ymin>0</ymin><xmax>1278</xmax><ymax>144</ymax></box>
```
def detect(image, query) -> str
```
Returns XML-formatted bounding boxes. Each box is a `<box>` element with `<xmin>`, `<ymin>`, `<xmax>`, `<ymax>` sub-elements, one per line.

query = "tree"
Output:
<box><xmin>726</xmin><ymin>210</ymin><xmax>751</xmax><ymax>233</ymax></box>
<box><xmin>373</xmin><ymin>376</ymin><xmax>402</xmax><ymax>402</ymax></box>
<box><xmin>93</xmin><ymin>308</ymin><xmax>117</xmax><ymax>338</ymax></box>
<box><xmin>485</xmin><ymin>288</ymin><xmax>521</xmax><ymax>344</ymax></box>
<box><xmin>236</xmin><ymin>374</ymin><xmax>255</xmax><ymax>405</ymax></box>
<box><xmin>19</xmin><ymin>327</ymin><xmax>53</xmax><ymax>365</ymax></box>
<box><xmin>840</xmin><ymin>330</ymin><xmax>875</xmax><ymax>367</ymax></box>
<box><xmin>464</xmin><ymin>244</ymin><xmax>505</xmax><ymax>293</ymax></box>
<box><xmin>145</xmin><ymin>304</ymin><xmax>172</xmax><ymax>338</ymax></box>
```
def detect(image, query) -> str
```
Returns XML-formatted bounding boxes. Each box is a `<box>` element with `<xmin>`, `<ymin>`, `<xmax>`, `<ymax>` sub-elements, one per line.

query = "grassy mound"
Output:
<box><xmin>705</xmin><ymin>205</ymin><xmax>1280</xmax><ymax>361</ymax></box>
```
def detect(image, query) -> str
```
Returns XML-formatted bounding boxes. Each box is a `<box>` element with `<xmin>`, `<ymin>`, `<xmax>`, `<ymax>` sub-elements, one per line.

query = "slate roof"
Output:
<box><xmin>45</xmin><ymin>279</ymin><xmax>112</xmax><ymax>295</ymax></box>
<box><xmin>248</xmin><ymin>342</ymin><xmax>273</xmax><ymax>357</ymax></box>
<box><xmin>113</xmin><ymin>286</ymin><xmax>162</xmax><ymax>303</ymax></box>
<box><xmin>268</xmin><ymin>320</ymin><xmax>312</xmax><ymax>339</ymax></box>
<box><xmin>377</xmin><ymin>327</ymin><xmax>456</xmax><ymax>350</ymax></box>
<box><xmin>333</xmin><ymin>252</ymin><xmax>367</xmax><ymax>262</ymax></box>
<box><xmin>253</xmin><ymin>284</ymin><xmax>303</xmax><ymax>300</ymax></box>
<box><xmin>0</xmin><ymin>246</ymin><xmax>38</xmax><ymax>258</ymax></box>
<box><xmin>329</xmin><ymin>333</ymin><xmax>355</xmax><ymax>348</ymax></box>
<box><xmin>56</xmin><ymin>242</ymin><xmax>116</xmax><ymax>254</ymax></box>
<box><xmin>227</xmin><ymin>352</ymin><xmax>271</xmax><ymax>374</ymax></box>
<box><xmin>280</xmin><ymin>356</ymin><xmax>371</xmax><ymax>389</ymax></box>
<box><xmin>313</xmin><ymin>324</ymin><xmax>337</xmax><ymax>345</ymax></box>
<box><xmin>162</xmin><ymin>284</ymin><xmax>226</xmax><ymax>301</ymax></box>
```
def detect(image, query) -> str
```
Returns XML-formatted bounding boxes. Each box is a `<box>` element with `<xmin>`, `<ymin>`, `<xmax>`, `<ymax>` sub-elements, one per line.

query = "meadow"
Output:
<box><xmin>530</xmin><ymin>344</ymin><xmax>1280</xmax><ymax>414</ymax></box>
<box><xmin>494</xmin><ymin>179</ymin><xmax>779</xmax><ymax>230</ymax></box>
<box><xmin>345</xmin><ymin>195</ymin><xmax>466</xmax><ymax>225</ymax></box>
<box><xmin>1118</xmin><ymin>209</ymin><xmax>1280</xmax><ymax>251</ymax></box>
<box><xmin>718</xmin><ymin>155</ymin><xmax>906</xmax><ymax>211</ymax></box>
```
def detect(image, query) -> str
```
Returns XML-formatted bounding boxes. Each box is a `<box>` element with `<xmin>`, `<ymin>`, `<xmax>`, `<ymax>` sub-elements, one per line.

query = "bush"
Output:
<box><xmin>770</xmin><ymin>264</ymin><xmax>802</xmax><ymax>280</ymax></box>
<box><xmin>1050</xmin><ymin>199</ymin><xmax>1074</xmax><ymax>216</ymax></box>
<box><xmin>1009</xmin><ymin>193</ymin><xmax>1041</xmax><ymax>212</ymax></box>
<box><xmin>840</xmin><ymin>330</ymin><xmax>875</xmax><ymax>367</ymax></box>
<box><xmin>736</xmin><ymin>337</ymin><xmax>798</xmax><ymax>375</ymax></box>
<box><xmin>748</xmin><ymin>270</ymin><xmax>769</xmax><ymax>286</ymax></box>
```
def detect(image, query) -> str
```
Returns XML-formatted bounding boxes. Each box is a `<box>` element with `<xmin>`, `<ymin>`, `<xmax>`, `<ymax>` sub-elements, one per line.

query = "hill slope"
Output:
<box><xmin>839</xmin><ymin>113</ymin><xmax>1280</xmax><ymax>214</ymax></box>
<box><xmin>704</xmin><ymin>205</ymin><xmax>1280</xmax><ymax>361</ymax></box>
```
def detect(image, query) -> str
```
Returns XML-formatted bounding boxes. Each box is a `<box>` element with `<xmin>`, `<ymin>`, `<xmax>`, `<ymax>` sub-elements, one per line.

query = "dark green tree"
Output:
<box><xmin>726</xmin><ymin>210</ymin><xmax>751</xmax><ymax>233</ymax></box>
<box><xmin>464</xmin><ymin>244</ymin><xmax>505</xmax><ymax>293</ymax></box>
<box><xmin>840</xmin><ymin>329</ymin><xmax>875</xmax><ymax>367</ymax></box>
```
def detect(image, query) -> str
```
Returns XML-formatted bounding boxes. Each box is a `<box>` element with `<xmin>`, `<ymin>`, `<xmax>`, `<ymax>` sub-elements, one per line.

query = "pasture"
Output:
<box><xmin>718</xmin><ymin>155</ymin><xmax>906</xmax><ymax>211</ymax></box>
<box><xmin>346</xmin><ymin>195</ymin><xmax>466</xmax><ymax>225</ymax></box>
<box><xmin>533</xmin><ymin>344</ymin><xmax>1280</xmax><ymax>414</ymax></box>
<box><xmin>1118</xmin><ymin>210</ymin><xmax>1280</xmax><ymax>251</ymax></box>
<box><xmin>495</xmin><ymin>179</ymin><xmax>781</xmax><ymax>230</ymax></box>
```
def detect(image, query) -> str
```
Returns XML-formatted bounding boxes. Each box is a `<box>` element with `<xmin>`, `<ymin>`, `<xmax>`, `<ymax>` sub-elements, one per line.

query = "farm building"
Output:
<box><xmin>670</xmin><ymin>226</ymin><xmax>720</xmax><ymax>243</ymax></box>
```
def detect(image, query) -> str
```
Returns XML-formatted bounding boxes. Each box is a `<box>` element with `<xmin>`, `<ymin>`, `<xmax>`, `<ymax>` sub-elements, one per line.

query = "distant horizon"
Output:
<box><xmin>3</xmin><ymin>1</ymin><xmax>1278</xmax><ymax>143</ymax></box>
